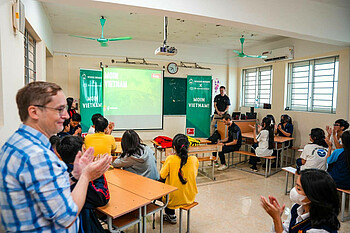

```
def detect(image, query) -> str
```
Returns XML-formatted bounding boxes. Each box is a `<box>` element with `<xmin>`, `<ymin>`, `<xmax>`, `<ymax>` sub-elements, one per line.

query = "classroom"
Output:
<box><xmin>0</xmin><ymin>0</ymin><xmax>350</xmax><ymax>232</ymax></box>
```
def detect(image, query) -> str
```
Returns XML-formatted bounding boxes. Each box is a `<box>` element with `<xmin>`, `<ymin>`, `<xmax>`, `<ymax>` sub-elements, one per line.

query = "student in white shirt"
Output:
<box><xmin>261</xmin><ymin>169</ymin><xmax>340</xmax><ymax>233</ymax></box>
<box><xmin>296</xmin><ymin>128</ymin><xmax>328</xmax><ymax>171</ymax></box>
<box><xmin>326</xmin><ymin>119</ymin><xmax>349</xmax><ymax>150</ymax></box>
<box><xmin>249</xmin><ymin>117</ymin><xmax>274</xmax><ymax>172</ymax></box>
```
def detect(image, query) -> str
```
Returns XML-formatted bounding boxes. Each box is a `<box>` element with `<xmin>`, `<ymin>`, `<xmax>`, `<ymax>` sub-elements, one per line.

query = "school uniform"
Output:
<box><xmin>272</xmin><ymin>204</ymin><xmax>337</xmax><ymax>233</ymax></box>
<box><xmin>300</xmin><ymin>144</ymin><xmax>328</xmax><ymax>171</ymax></box>
<box><xmin>327</xmin><ymin>149</ymin><xmax>350</xmax><ymax>189</ymax></box>
<box><xmin>249</xmin><ymin>130</ymin><xmax>273</xmax><ymax>168</ymax></box>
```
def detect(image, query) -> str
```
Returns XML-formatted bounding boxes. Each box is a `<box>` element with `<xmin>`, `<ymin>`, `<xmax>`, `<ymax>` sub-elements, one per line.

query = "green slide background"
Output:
<box><xmin>103</xmin><ymin>67</ymin><xmax>162</xmax><ymax>115</ymax></box>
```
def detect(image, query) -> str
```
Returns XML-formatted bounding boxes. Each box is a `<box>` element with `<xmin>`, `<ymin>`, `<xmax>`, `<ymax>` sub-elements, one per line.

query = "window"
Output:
<box><xmin>286</xmin><ymin>56</ymin><xmax>339</xmax><ymax>113</ymax></box>
<box><xmin>241</xmin><ymin>65</ymin><xmax>272</xmax><ymax>107</ymax></box>
<box><xmin>24</xmin><ymin>29</ymin><xmax>36</xmax><ymax>84</ymax></box>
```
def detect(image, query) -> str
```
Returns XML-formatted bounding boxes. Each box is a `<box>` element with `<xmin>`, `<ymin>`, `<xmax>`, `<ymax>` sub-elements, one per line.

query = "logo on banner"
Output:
<box><xmin>186</xmin><ymin>128</ymin><xmax>195</xmax><ymax>136</ymax></box>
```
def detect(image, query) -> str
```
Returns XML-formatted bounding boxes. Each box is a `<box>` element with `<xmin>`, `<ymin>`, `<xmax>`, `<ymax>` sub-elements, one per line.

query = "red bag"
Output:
<box><xmin>153</xmin><ymin>136</ymin><xmax>173</xmax><ymax>148</ymax></box>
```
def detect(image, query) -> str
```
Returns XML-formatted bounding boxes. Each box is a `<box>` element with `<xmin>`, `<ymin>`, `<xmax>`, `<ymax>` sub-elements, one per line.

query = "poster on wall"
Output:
<box><xmin>186</xmin><ymin>75</ymin><xmax>212</xmax><ymax>138</ymax></box>
<box><xmin>80</xmin><ymin>69</ymin><xmax>103</xmax><ymax>133</ymax></box>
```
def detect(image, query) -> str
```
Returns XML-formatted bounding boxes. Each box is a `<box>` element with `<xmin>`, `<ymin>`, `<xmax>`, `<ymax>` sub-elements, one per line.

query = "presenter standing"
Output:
<box><xmin>210</xmin><ymin>86</ymin><xmax>230</xmax><ymax>135</ymax></box>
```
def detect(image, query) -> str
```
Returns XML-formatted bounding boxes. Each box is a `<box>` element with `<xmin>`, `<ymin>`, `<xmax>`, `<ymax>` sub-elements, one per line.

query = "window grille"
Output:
<box><xmin>286</xmin><ymin>56</ymin><xmax>339</xmax><ymax>113</ymax></box>
<box><xmin>242</xmin><ymin>65</ymin><xmax>272</xmax><ymax>107</ymax></box>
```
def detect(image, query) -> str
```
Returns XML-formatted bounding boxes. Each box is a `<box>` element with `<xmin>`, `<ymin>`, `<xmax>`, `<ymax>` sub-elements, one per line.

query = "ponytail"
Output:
<box><xmin>173</xmin><ymin>134</ymin><xmax>190</xmax><ymax>184</ymax></box>
<box><xmin>310</xmin><ymin>128</ymin><xmax>328</xmax><ymax>148</ymax></box>
<box><xmin>262</xmin><ymin>117</ymin><xmax>274</xmax><ymax>150</ymax></box>
<box><xmin>178</xmin><ymin>146</ymin><xmax>188</xmax><ymax>184</ymax></box>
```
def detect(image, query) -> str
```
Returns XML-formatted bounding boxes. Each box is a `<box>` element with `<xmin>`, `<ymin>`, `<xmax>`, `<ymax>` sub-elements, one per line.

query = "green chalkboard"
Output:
<box><xmin>163</xmin><ymin>77</ymin><xmax>187</xmax><ymax>115</ymax></box>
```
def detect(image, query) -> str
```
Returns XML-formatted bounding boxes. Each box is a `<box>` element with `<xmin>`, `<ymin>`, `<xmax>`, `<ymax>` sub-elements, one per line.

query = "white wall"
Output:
<box><xmin>0</xmin><ymin>0</ymin><xmax>53</xmax><ymax>145</ymax></box>
<box><xmin>0</xmin><ymin>1</ymin><xmax>25</xmax><ymax>145</ymax></box>
<box><xmin>235</xmin><ymin>38</ymin><xmax>350</xmax><ymax>147</ymax></box>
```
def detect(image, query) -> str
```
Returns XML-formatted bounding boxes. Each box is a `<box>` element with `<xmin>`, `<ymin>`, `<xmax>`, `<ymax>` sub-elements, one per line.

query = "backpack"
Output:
<box><xmin>208</xmin><ymin>130</ymin><xmax>221</xmax><ymax>144</ymax></box>
<box><xmin>153</xmin><ymin>136</ymin><xmax>173</xmax><ymax>148</ymax></box>
<box><xmin>187</xmin><ymin>136</ymin><xmax>200</xmax><ymax>147</ymax></box>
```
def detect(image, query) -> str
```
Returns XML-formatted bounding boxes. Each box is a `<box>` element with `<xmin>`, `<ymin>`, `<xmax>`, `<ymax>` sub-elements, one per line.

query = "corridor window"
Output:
<box><xmin>24</xmin><ymin>29</ymin><xmax>36</xmax><ymax>84</ymax></box>
<box><xmin>286</xmin><ymin>56</ymin><xmax>339</xmax><ymax>113</ymax></box>
<box><xmin>241</xmin><ymin>65</ymin><xmax>272</xmax><ymax>107</ymax></box>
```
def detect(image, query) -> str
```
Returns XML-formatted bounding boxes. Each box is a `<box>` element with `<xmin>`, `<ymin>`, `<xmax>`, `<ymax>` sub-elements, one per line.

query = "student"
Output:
<box><xmin>213</xmin><ymin>114</ymin><xmax>242</xmax><ymax>171</ymax></box>
<box><xmin>57</xmin><ymin>118</ymin><xmax>71</xmax><ymax>138</ymax></box>
<box><xmin>66</xmin><ymin>97</ymin><xmax>78</xmax><ymax>118</ymax></box>
<box><xmin>276</xmin><ymin>114</ymin><xmax>293</xmax><ymax>139</ymax></box>
<box><xmin>261</xmin><ymin>169</ymin><xmax>340</xmax><ymax>233</ymax></box>
<box><xmin>268</xmin><ymin>114</ymin><xmax>293</xmax><ymax>168</ymax></box>
<box><xmin>84</xmin><ymin>116</ymin><xmax>116</xmax><ymax>156</ymax></box>
<box><xmin>112</xmin><ymin>130</ymin><xmax>159</xmax><ymax>180</ymax></box>
<box><xmin>326</xmin><ymin>119</ymin><xmax>349</xmax><ymax>150</ymax></box>
<box><xmin>87</xmin><ymin>113</ymin><xmax>115</xmax><ymax>135</ymax></box>
<box><xmin>160</xmin><ymin>134</ymin><xmax>199</xmax><ymax>224</ymax></box>
<box><xmin>58</xmin><ymin>135</ymin><xmax>110</xmax><ymax>233</ymax></box>
<box><xmin>87</xmin><ymin>113</ymin><xmax>103</xmax><ymax>134</ymax></box>
<box><xmin>49</xmin><ymin>135</ymin><xmax>62</xmax><ymax>160</ymax></box>
<box><xmin>249</xmin><ymin>117</ymin><xmax>274</xmax><ymax>172</ymax></box>
<box><xmin>68</xmin><ymin>113</ymin><xmax>82</xmax><ymax>136</ymax></box>
<box><xmin>327</xmin><ymin>130</ymin><xmax>350</xmax><ymax>189</ymax></box>
<box><xmin>296</xmin><ymin>128</ymin><xmax>328</xmax><ymax>172</ymax></box>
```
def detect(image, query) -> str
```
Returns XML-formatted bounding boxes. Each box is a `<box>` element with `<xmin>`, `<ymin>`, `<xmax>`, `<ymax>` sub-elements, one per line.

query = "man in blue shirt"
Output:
<box><xmin>0</xmin><ymin>82</ymin><xmax>111</xmax><ymax>232</ymax></box>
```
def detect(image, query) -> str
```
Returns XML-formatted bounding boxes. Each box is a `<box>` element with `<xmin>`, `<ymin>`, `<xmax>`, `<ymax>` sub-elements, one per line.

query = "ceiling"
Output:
<box><xmin>42</xmin><ymin>2</ymin><xmax>286</xmax><ymax>50</ymax></box>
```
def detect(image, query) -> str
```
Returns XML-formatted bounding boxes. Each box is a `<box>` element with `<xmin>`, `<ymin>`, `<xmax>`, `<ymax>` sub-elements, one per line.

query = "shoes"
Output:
<box><xmin>163</xmin><ymin>213</ymin><xmax>177</xmax><ymax>224</ymax></box>
<box><xmin>218</xmin><ymin>164</ymin><xmax>228</xmax><ymax>171</ymax></box>
<box><xmin>208</xmin><ymin>161</ymin><xmax>220</xmax><ymax>167</ymax></box>
<box><xmin>250</xmin><ymin>166</ymin><xmax>258</xmax><ymax>172</ymax></box>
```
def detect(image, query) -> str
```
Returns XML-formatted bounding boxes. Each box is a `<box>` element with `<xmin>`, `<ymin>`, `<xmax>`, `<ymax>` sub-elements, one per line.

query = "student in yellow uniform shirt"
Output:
<box><xmin>84</xmin><ymin>117</ymin><xmax>116</xmax><ymax>156</ymax></box>
<box><xmin>160</xmin><ymin>134</ymin><xmax>199</xmax><ymax>224</ymax></box>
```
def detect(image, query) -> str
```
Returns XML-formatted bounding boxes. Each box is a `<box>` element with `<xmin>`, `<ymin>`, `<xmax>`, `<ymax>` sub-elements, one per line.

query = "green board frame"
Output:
<box><xmin>163</xmin><ymin>77</ymin><xmax>187</xmax><ymax>115</ymax></box>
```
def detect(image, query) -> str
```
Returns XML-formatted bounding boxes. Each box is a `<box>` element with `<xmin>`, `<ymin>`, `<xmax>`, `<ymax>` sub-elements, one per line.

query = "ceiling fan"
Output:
<box><xmin>70</xmin><ymin>16</ymin><xmax>132</xmax><ymax>47</ymax></box>
<box><xmin>233</xmin><ymin>35</ymin><xmax>267</xmax><ymax>58</ymax></box>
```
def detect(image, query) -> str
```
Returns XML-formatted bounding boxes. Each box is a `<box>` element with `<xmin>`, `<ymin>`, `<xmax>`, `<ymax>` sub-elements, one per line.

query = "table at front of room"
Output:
<box><xmin>152</xmin><ymin>137</ymin><xmax>212</xmax><ymax>164</ymax></box>
<box><xmin>104</xmin><ymin>169</ymin><xmax>178</xmax><ymax>233</ymax></box>
<box><xmin>242</xmin><ymin>132</ymin><xmax>294</xmax><ymax>170</ymax></box>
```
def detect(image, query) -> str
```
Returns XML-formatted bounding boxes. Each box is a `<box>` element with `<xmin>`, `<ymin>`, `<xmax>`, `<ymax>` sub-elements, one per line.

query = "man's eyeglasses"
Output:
<box><xmin>34</xmin><ymin>105</ymin><xmax>67</xmax><ymax>115</ymax></box>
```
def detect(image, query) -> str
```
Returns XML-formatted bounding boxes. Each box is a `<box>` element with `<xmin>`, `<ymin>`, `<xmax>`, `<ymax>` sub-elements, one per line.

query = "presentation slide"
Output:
<box><xmin>103</xmin><ymin>67</ymin><xmax>163</xmax><ymax>130</ymax></box>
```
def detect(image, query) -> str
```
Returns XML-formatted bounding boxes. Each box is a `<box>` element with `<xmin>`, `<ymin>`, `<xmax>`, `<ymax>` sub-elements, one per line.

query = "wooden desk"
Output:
<box><xmin>217</xmin><ymin>120</ymin><xmax>255</xmax><ymax>139</ymax></box>
<box><xmin>97</xmin><ymin>184</ymin><xmax>150</xmax><ymax>233</ymax></box>
<box><xmin>105</xmin><ymin>169</ymin><xmax>178</xmax><ymax>233</ymax></box>
<box><xmin>105</xmin><ymin>169</ymin><xmax>177</xmax><ymax>200</ymax></box>
<box><xmin>98</xmin><ymin>184</ymin><xmax>150</xmax><ymax>219</ymax></box>
<box><xmin>195</xmin><ymin>138</ymin><xmax>211</xmax><ymax>144</ymax></box>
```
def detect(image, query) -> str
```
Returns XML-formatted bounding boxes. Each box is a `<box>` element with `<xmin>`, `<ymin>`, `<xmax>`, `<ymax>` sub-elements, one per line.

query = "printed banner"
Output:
<box><xmin>186</xmin><ymin>76</ymin><xmax>212</xmax><ymax>138</ymax></box>
<box><xmin>80</xmin><ymin>69</ymin><xmax>103</xmax><ymax>133</ymax></box>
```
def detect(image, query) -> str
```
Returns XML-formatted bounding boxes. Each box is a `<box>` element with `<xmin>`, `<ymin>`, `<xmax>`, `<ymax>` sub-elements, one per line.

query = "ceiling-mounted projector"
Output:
<box><xmin>155</xmin><ymin>45</ymin><xmax>177</xmax><ymax>56</ymax></box>
<box><xmin>155</xmin><ymin>16</ymin><xmax>177</xmax><ymax>56</ymax></box>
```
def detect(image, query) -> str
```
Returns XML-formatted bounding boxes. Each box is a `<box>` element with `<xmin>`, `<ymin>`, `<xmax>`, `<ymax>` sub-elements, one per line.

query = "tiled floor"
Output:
<box><xmin>119</xmin><ymin>145</ymin><xmax>350</xmax><ymax>233</ymax></box>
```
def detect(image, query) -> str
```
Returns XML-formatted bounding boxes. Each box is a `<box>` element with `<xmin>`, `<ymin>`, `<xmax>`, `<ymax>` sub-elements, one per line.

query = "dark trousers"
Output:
<box><xmin>249</xmin><ymin>143</ymin><xmax>260</xmax><ymax>167</ymax></box>
<box><xmin>165</xmin><ymin>207</ymin><xmax>175</xmax><ymax>215</ymax></box>
<box><xmin>213</xmin><ymin>145</ymin><xmax>240</xmax><ymax>165</ymax></box>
